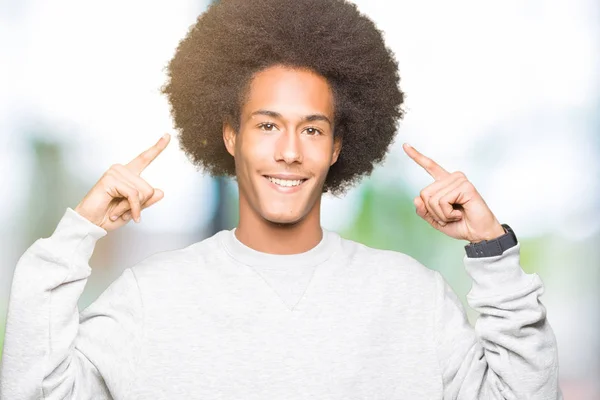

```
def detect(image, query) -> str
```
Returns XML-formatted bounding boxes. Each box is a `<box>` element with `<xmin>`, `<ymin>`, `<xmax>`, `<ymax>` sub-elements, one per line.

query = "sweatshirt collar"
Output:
<box><xmin>219</xmin><ymin>227</ymin><xmax>340</xmax><ymax>269</ymax></box>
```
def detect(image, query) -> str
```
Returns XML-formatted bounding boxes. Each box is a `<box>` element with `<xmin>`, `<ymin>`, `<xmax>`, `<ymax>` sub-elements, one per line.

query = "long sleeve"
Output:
<box><xmin>433</xmin><ymin>242</ymin><xmax>562</xmax><ymax>400</ymax></box>
<box><xmin>0</xmin><ymin>208</ymin><xmax>144</xmax><ymax>400</ymax></box>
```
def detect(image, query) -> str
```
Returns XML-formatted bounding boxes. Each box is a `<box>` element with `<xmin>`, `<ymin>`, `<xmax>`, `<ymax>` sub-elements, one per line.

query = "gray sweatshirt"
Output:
<box><xmin>0</xmin><ymin>207</ymin><xmax>561</xmax><ymax>399</ymax></box>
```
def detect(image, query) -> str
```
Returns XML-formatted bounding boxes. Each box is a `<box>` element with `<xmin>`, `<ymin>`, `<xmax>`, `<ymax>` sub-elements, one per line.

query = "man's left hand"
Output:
<box><xmin>403</xmin><ymin>143</ymin><xmax>506</xmax><ymax>243</ymax></box>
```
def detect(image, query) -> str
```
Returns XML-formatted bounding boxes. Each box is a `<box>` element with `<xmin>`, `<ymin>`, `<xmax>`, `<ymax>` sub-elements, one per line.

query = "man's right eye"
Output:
<box><xmin>258</xmin><ymin>123</ymin><xmax>276</xmax><ymax>131</ymax></box>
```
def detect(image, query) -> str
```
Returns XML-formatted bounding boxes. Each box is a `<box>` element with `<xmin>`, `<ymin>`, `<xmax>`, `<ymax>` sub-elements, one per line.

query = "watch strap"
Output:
<box><xmin>464</xmin><ymin>224</ymin><xmax>518</xmax><ymax>258</ymax></box>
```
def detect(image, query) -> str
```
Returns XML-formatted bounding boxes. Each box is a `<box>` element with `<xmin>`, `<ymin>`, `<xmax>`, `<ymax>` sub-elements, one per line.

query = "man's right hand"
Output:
<box><xmin>74</xmin><ymin>133</ymin><xmax>171</xmax><ymax>231</ymax></box>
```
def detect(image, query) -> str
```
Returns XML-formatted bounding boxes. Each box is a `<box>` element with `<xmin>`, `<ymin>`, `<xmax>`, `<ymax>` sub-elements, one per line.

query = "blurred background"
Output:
<box><xmin>1</xmin><ymin>0</ymin><xmax>598</xmax><ymax>398</ymax></box>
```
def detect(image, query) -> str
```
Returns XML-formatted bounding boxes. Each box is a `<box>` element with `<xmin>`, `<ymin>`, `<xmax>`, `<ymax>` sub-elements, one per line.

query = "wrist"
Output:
<box><xmin>464</xmin><ymin>223</ymin><xmax>518</xmax><ymax>258</ymax></box>
<box><xmin>469</xmin><ymin>223</ymin><xmax>506</xmax><ymax>244</ymax></box>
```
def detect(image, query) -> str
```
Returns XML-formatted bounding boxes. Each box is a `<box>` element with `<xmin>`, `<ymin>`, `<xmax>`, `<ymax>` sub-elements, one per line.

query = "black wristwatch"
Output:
<box><xmin>464</xmin><ymin>224</ymin><xmax>518</xmax><ymax>258</ymax></box>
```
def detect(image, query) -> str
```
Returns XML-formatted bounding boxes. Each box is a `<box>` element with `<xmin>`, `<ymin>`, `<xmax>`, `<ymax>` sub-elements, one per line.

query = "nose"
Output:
<box><xmin>275</xmin><ymin>130</ymin><xmax>303</xmax><ymax>164</ymax></box>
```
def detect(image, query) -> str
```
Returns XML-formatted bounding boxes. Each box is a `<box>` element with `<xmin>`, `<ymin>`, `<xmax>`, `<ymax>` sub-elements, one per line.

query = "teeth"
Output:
<box><xmin>267</xmin><ymin>177</ymin><xmax>304</xmax><ymax>187</ymax></box>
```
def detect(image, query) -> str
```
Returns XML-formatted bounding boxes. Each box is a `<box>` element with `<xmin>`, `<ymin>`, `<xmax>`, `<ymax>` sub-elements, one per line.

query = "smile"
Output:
<box><xmin>267</xmin><ymin>177</ymin><xmax>305</xmax><ymax>187</ymax></box>
<box><xmin>263</xmin><ymin>176</ymin><xmax>308</xmax><ymax>192</ymax></box>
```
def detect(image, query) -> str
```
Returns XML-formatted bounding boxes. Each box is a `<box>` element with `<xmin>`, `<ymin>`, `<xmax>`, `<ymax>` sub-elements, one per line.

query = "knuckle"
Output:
<box><xmin>139</xmin><ymin>190</ymin><xmax>152</xmax><ymax>203</ymax></box>
<box><xmin>145</xmin><ymin>186</ymin><xmax>156</xmax><ymax>199</ymax></box>
<box><xmin>104</xmin><ymin>169</ymin><xmax>116</xmax><ymax>179</ymax></box>
<box><xmin>461</xmin><ymin>179</ymin><xmax>474</xmax><ymax>191</ymax></box>
<box><xmin>139</xmin><ymin>181</ymin><xmax>154</xmax><ymax>198</ymax></box>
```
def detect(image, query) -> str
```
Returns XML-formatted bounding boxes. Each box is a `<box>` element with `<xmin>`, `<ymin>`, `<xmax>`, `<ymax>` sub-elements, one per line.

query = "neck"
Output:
<box><xmin>235</xmin><ymin>197</ymin><xmax>323</xmax><ymax>255</ymax></box>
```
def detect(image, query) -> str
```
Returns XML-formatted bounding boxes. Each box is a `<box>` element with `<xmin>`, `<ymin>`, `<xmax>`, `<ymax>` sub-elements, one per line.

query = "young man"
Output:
<box><xmin>1</xmin><ymin>0</ymin><xmax>561</xmax><ymax>398</ymax></box>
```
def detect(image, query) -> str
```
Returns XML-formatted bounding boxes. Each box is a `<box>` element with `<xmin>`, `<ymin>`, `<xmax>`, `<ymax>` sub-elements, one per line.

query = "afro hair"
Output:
<box><xmin>162</xmin><ymin>0</ymin><xmax>405</xmax><ymax>196</ymax></box>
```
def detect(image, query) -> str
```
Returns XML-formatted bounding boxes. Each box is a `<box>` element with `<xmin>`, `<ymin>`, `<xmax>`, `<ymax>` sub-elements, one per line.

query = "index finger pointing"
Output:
<box><xmin>402</xmin><ymin>143</ymin><xmax>449</xmax><ymax>180</ymax></box>
<box><xmin>126</xmin><ymin>133</ymin><xmax>171</xmax><ymax>175</ymax></box>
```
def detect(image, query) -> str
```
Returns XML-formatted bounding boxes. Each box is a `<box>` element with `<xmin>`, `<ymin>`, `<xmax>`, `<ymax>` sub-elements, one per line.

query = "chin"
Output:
<box><xmin>261</xmin><ymin>210</ymin><xmax>306</xmax><ymax>226</ymax></box>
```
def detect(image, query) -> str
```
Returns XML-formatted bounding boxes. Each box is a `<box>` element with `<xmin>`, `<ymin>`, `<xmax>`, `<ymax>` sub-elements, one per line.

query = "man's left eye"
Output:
<box><xmin>305</xmin><ymin>128</ymin><xmax>322</xmax><ymax>136</ymax></box>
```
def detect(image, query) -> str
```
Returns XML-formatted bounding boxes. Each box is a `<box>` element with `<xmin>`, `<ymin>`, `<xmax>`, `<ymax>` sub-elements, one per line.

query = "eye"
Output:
<box><xmin>258</xmin><ymin>122</ymin><xmax>277</xmax><ymax>131</ymax></box>
<box><xmin>304</xmin><ymin>127</ymin><xmax>323</xmax><ymax>136</ymax></box>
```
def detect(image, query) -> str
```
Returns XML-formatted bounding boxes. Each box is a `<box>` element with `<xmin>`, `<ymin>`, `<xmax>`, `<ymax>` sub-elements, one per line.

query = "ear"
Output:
<box><xmin>223</xmin><ymin>121</ymin><xmax>236</xmax><ymax>157</ymax></box>
<box><xmin>330</xmin><ymin>136</ymin><xmax>343</xmax><ymax>166</ymax></box>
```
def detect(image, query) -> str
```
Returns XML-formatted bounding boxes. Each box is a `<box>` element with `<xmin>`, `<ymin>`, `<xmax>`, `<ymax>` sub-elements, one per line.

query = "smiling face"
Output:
<box><xmin>223</xmin><ymin>64</ymin><xmax>342</xmax><ymax>227</ymax></box>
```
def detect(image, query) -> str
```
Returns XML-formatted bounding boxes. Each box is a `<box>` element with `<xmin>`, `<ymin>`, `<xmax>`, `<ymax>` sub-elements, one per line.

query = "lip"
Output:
<box><xmin>263</xmin><ymin>175</ymin><xmax>308</xmax><ymax>194</ymax></box>
<box><xmin>263</xmin><ymin>174</ymin><xmax>308</xmax><ymax>180</ymax></box>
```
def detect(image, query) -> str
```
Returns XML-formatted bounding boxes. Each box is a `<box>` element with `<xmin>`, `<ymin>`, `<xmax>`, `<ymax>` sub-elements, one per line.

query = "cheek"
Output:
<box><xmin>237</xmin><ymin>138</ymin><xmax>273</xmax><ymax>192</ymax></box>
<box><xmin>240</xmin><ymin>133</ymin><xmax>272</xmax><ymax>163</ymax></box>
<box><xmin>307</xmin><ymin>146</ymin><xmax>334</xmax><ymax>171</ymax></box>
<box><xmin>237</xmin><ymin>136</ymin><xmax>260</xmax><ymax>168</ymax></box>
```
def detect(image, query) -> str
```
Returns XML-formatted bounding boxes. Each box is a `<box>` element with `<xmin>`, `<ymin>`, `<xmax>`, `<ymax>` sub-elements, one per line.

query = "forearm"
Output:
<box><xmin>0</xmin><ymin>208</ymin><xmax>107</xmax><ymax>399</ymax></box>
<box><xmin>464</xmin><ymin>243</ymin><xmax>561</xmax><ymax>399</ymax></box>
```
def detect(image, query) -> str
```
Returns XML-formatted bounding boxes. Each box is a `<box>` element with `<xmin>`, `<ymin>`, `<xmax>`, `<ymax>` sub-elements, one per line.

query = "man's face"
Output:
<box><xmin>223</xmin><ymin>65</ymin><xmax>341</xmax><ymax>226</ymax></box>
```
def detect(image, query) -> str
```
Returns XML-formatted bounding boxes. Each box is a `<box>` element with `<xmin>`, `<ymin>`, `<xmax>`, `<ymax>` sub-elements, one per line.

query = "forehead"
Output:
<box><xmin>242</xmin><ymin>65</ymin><xmax>334</xmax><ymax>119</ymax></box>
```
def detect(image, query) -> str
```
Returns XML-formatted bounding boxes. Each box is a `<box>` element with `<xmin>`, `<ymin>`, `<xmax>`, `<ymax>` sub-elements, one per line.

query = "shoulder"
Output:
<box><xmin>128</xmin><ymin>230</ymin><xmax>225</xmax><ymax>285</ymax></box>
<box><xmin>334</xmin><ymin>235</ymin><xmax>443</xmax><ymax>315</ymax></box>
<box><xmin>338</xmin><ymin>235</ymin><xmax>440</xmax><ymax>288</ymax></box>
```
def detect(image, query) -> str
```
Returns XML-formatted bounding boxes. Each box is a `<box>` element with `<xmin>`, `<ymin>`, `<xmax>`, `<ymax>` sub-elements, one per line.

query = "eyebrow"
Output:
<box><xmin>249</xmin><ymin>110</ymin><xmax>332</xmax><ymax>127</ymax></box>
